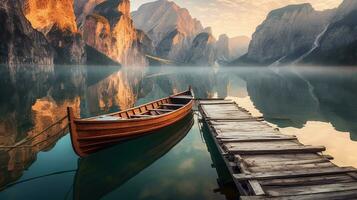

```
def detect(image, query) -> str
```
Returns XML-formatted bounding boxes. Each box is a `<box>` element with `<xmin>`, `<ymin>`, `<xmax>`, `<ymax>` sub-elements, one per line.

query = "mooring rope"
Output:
<box><xmin>0</xmin><ymin>169</ymin><xmax>76</xmax><ymax>191</ymax></box>
<box><xmin>2</xmin><ymin>115</ymin><xmax>68</xmax><ymax>151</ymax></box>
<box><xmin>28</xmin><ymin>126</ymin><xmax>69</xmax><ymax>148</ymax></box>
<box><xmin>22</xmin><ymin>115</ymin><xmax>68</xmax><ymax>143</ymax></box>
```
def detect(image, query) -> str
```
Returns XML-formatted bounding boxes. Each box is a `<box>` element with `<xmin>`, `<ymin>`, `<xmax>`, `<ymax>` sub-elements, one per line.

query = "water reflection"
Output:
<box><xmin>239</xmin><ymin>67</ymin><xmax>357</xmax><ymax>139</ymax></box>
<box><xmin>1</xmin><ymin>65</ymin><xmax>357</xmax><ymax>199</ymax></box>
<box><xmin>228</xmin><ymin>66</ymin><xmax>357</xmax><ymax>167</ymax></box>
<box><xmin>0</xmin><ymin>65</ymin><xmax>116</xmax><ymax>189</ymax></box>
<box><xmin>0</xmin><ymin>65</ymin><xmax>220</xmax><ymax>196</ymax></box>
<box><xmin>74</xmin><ymin>114</ymin><xmax>194</xmax><ymax>200</ymax></box>
<box><xmin>280</xmin><ymin>121</ymin><xmax>357</xmax><ymax>167</ymax></box>
<box><xmin>199</xmin><ymin>119</ymin><xmax>239</xmax><ymax>200</ymax></box>
<box><xmin>0</xmin><ymin>65</ymin><xmax>71</xmax><ymax>189</ymax></box>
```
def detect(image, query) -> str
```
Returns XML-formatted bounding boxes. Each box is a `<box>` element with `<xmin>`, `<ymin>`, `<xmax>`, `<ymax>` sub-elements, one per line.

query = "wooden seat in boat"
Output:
<box><xmin>67</xmin><ymin>87</ymin><xmax>194</xmax><ymax>157</ymax></box>
<box><xmin>94</xmin><ymin>116</ymin><xmax>121</xmax><ymax>121</ymax></box>
<box><xmin>150</xmin><ymin>109</ymin><xmax>174</xmax><ymax>113</ymax></box>
<box><xmin>171</xmin><ymin>95</ymin><xmax>194</xmax><ymax>99</ymax></box>
<box><xmin>131</xmin><ymin>115</ymin><xmax>152</xmax><ymax>118</ymax></box>
<box><xmin>162</xmin><ymin>104</ymin><xmax>185</xmax><ymax>107</ymax></box>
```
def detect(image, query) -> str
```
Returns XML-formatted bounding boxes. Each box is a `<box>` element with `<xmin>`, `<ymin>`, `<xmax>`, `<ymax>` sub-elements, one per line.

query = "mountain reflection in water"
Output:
<box><xmin>229</xmin><ymin>66</ymin><xmax>357</xmax><ymax>167</ymax></box>
<box><xmin>0</xmin><ymin>65</ymin><xmax>357</xmax><ymax>199</ymax></box>
<box><xmin>0</xmin><ymin>65</ymin><xmax>119</xmax><ymax>190</ymax></box>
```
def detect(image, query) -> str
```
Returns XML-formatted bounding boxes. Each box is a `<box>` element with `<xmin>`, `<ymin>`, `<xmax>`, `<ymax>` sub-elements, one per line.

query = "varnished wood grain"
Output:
<box><xmin>68</xmin><ymin>88</ymin><xmax>194</xmax><ymax>157</ymax></box>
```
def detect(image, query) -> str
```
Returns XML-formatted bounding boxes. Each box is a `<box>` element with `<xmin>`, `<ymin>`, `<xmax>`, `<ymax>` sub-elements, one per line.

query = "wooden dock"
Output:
<box><xmin>198</xmin><ymin>99</ymin><xmax>357</xmax><ymax>199</ymax></box>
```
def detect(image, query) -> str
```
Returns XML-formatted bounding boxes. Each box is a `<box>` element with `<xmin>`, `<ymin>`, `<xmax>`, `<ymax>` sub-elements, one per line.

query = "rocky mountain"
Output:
<box><xmin>303</xmin><ymin>0</ymin><xmax>357</xmax><ymax>65</ymax></box>
<box><xmin>23</xmin><ymin>0</ymin><xmax>86</xmax><ymax>64</ymax></box>
<box><xmin>331</xmin><ymin>0</ymin><xmax>357</xmax><ymax>22</ymax></box>
<box><xmin>216</xmin><ymin>35</ymin><xmax>250</xmax><ymax>62</ymax></box>
<box><xmin>132</xmin><ymin>0</ymin><xmax>203</xmax><ymax>61</ymax></box>
<box><xmin>186</xmin><ymin>32</ymin><xmax>216</xmax><ymax>66</ymax></box>
<box><xmin>233</xmin><ymin>3</ymin><xmax>334</xmax><ymax>66</ymax></box>
<box><xmin>82</xmin><ymin>0</ymin><xmax>148</xmax><ymax>66</ymax></box>
<box><xmin>0</xmin><ymin>0</ymin><xmax>54</xmax><ymax>65</ymax></box>
<box><xmin>228</xmin><ymin>36</ymin><xmax>250</xmax><ymax>60</ymax></box>
<box><xmin>74</xmin><ymin>0</ymin><xmax>105</xmax><ymax>29</ymax></box>
<box><xmin>216</xmin><ymin>34</ymin><xmax>230</xmax><ymax>61</ymax></box>
<box><xmin>136</xmin><ymin>30</ymin><xmax>155</xmax><ymax>56</ymax></box>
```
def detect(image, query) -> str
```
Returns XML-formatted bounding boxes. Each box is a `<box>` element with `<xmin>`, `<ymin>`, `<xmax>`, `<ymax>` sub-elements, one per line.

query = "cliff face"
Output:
<box><xmin>331</xmin><ymin>0</ymin><xmax>357</xmax><ymax>22</ymax></box>
<box><xmin>303</xmin><ymin>0</ymin><xmax>357</xmax><ymax>65</ymax></box>
<box><xmin>23</xmin><ymin>0</ymin><xmax>86</xmax><ymax>64</ymax></box>
<box><xmin>83</xmin><ymin>0</ymin><xmax>147</xmax><ymax>66</ymax></box>
<box><xmin>238</xmin><ymin>4</ymin><xmax>333</xmax><ymax>65</ymax></box>
<box><xmin>186</xmin><ymin>32</ymin><xmax>217</xmax><ymax>66</ymax></box>
<box><xmin>74</xmin><ymin>0</ymin><xmax>105</xmax><ymax>29</ymax></box>
<box><xmin>83</xmin><ymin>14</ymin><xmax>111</xmax><ymax>59</ymax></box>
<box><xmin>23</xmin><ymin>0</ymin><xmax>77</xmax><ymax>33</ymax></box>
<box><xmin>136</xmin><ymin>29</ymin><xmax>155</xmax><ymax>56</ymax></box>
<box><xmin>132</xmin><ymin>0</ymin><xmax>203</xmax><ymax>61</ymax></box>
<box><xmin>155</xmin><ymin>29</ymin><xmax>187</xmax><ymax>59</ymax></box>
<box><xmin>0</xmin><ymin>0</ymin><xmax>54</xmax><ymax>65</ymax></box>
<box><xmin>216</xmin><ymin>34</ymin><xmax>230</xmax><ymax>61</ymax></box>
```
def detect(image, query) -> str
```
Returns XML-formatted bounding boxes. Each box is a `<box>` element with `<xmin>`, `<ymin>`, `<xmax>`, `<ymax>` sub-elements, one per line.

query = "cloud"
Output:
<box><xmin>178</xmin><ymin>158</ymin><xmax>195</xmax><ymax>171</ymax></box>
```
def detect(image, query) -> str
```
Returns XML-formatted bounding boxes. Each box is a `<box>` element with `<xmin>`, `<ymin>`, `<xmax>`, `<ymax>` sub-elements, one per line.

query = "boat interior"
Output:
<box><xmin>90</xmin><ymin>90</ymin><xmax>193</xmax><ymax>121</ymax></box>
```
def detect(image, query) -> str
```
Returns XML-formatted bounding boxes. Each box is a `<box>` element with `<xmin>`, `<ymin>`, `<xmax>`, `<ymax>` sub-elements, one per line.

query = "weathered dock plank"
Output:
<box><xmin>198</xmin><ymin>99</ymin><xmax>357</xmax><ymax>199</ymax></box>
<box><xmin>260</xmin><ymin>174</ymin><xmax>357</xmax><ymax>186</ymax></box>
<box><xmin>240</xmin><ymin>190</ymin><xmax>357</xmax><ymax>199</ymax></box>
<box><xmin>233</xmin><ymin>167</ymin><xmax>357</xmax><ymax>181</ymax></box>
<box><xmin>265</xmin><ymin>182</ymin><xmax>357</xmax><ymax>196</ymax></box>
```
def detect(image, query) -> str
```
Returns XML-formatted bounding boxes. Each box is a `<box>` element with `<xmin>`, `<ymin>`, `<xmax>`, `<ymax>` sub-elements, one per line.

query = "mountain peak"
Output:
<box><xmin>267</xmin><ymin>3</ymin><xmax>314</xmax><ymax>19</ymax></box>
<box><xmin>132</xmin><ymin>0</ymin><xmax>203</xmax><ymax>45</ymax></box>
<box><xmin>332</xmin><ymin>0</ymin><xmax>357</xmax><ymax>22</ymax></box>
<box><xmin>218</xmin><ymin>34</ymin><xmax>229</xmax><ymax>40</ymax></box>
<box><xmin>203</xmin><ymin>27</ymin><xmax>213</xmax><ymax>34</ymax></box>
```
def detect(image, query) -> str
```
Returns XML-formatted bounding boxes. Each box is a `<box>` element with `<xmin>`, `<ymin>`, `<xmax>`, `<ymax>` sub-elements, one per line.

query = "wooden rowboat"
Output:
<box><xmin>67</xmin><ymin>87</ymin><xmax>194</xmax><ymax>157</ymax></box>
<box><xmin>74</xmin><ymin>114</ymin><xmax>194</xmax><ymax>200</ymax></box>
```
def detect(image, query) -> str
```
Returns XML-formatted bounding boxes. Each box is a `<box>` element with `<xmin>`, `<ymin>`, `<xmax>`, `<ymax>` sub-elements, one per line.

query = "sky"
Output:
<box><xmin>131</xmin><ymin>0</ymin><xmax>342</xmax><ymax>38</ymax></box>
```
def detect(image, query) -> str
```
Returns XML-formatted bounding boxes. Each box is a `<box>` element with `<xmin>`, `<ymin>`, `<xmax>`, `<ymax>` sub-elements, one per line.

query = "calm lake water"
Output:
<box><xmin>0</xmin><ymin>65</ymin><xmax>357</xmax><ymax>199</ymax></box>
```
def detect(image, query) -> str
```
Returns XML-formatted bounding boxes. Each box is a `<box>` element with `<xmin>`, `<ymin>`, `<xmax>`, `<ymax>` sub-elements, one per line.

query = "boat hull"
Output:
<box><xmin>73</xmin><ymin>114</ymin><xmax>194</xmax><ymax>199</ymax></box>
<box><xmin>67</xmin><ymin>88</ymin><xmax>194</xmax><ymax>157</ymax></box>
